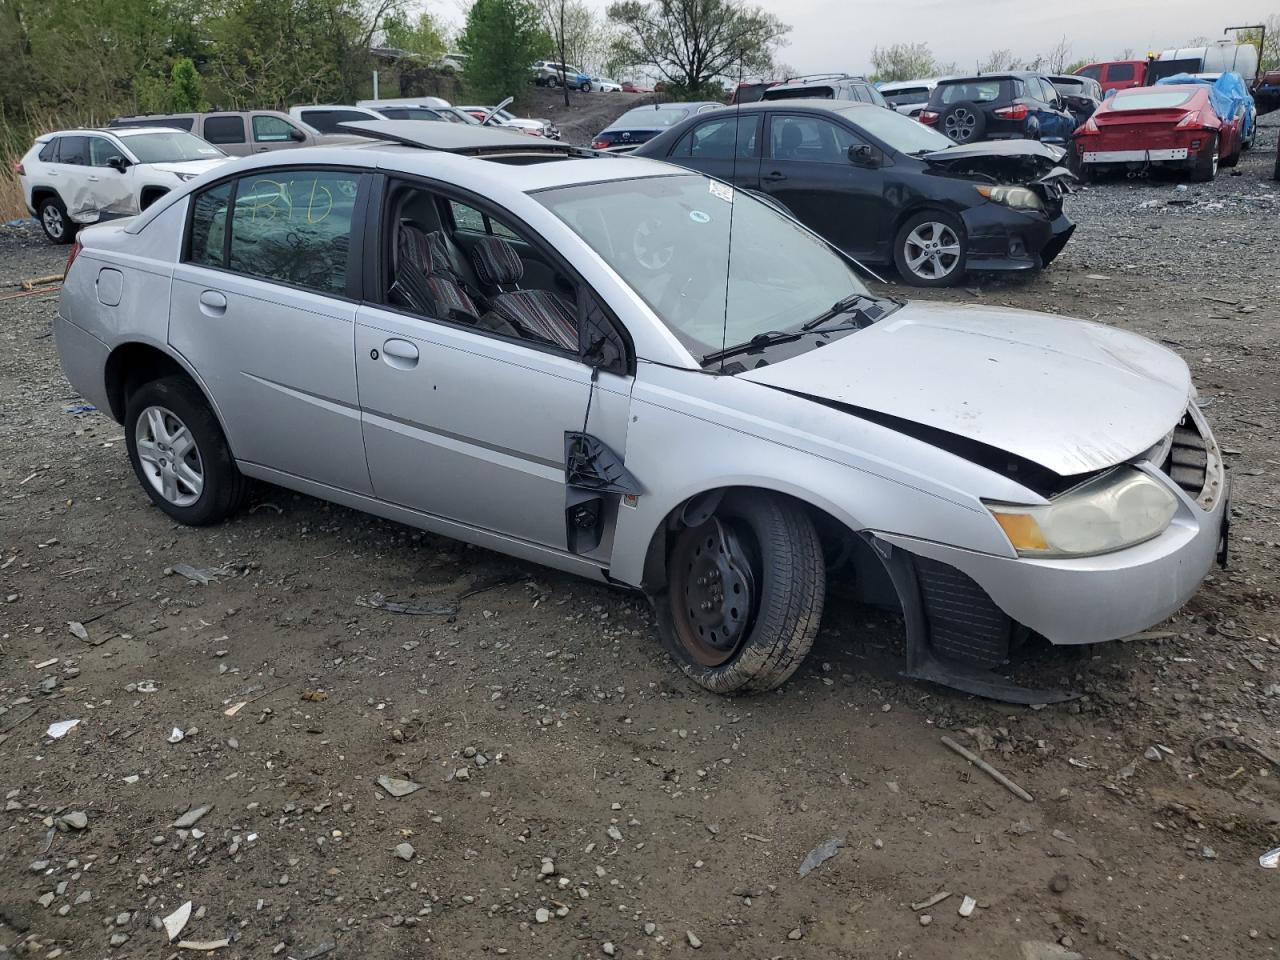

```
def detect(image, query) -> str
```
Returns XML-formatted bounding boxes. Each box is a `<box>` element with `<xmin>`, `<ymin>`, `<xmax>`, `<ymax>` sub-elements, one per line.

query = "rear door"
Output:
<box><xmin>200</xmin><ymin>115</ymin><xmax>250</xmax><ymax>156</ymax></box>
<box><xmin>663</xmin><ymin>113</ymin><xmax>762</xmax><ymax>190</ymax></box>
<box><xmin>169</xmin><ymin>167</ymin><xmax>373</xmax><ymax>494</ymax></box>
<box><xmin>760</xmin><ymin>113</ymin><xmax>887</xmax><ymax>260</ymax></box>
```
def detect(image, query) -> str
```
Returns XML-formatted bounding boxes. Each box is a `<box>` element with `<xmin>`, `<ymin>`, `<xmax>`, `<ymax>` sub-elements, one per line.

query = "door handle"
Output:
<box><xmin>87</xmin><ymin>176</ymin><xmax>100</xmax><ymax>182</ymax></box>
<box><xmin>198</xmin><ymin>290</ymin><xmax>227</xmax><ymax>315</ymax></box>
<box><xmin>762</xmin><ymin>171</ymin><xmax>787</xmax><ymax>182</ymax></box>
<box><xmin>256</xmin><ymin>146</ymin><xmax>270</xmax><ymax>153</ymax></box>
<box><xmin>381</xmin><ymin>338</ymin><xmax>419</xmax><ymax>369</ymax></box>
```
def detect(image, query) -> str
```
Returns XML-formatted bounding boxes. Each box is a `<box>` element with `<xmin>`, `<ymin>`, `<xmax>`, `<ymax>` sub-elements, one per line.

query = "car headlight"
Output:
<box><xmin>975</xmin><ymin>184</ymin><xmax>1044</xmax><ymax>211</ymax></box>
<box><xmin>986</xmin><ymin>468</ymin><xmax>1177</xmax><ymax>558</ymax></box>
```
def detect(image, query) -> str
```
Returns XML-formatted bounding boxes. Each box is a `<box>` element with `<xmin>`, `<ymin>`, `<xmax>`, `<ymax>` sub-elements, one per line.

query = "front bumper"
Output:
<box><xmin>878</xmin><ymin>409</ymin><xmax>1228</xmax><ymax>647</ymax></box>
<box><xmin>962</xmin><ymin>204</ymin><xmax>1075</xmax><ymax>272</ymax></box>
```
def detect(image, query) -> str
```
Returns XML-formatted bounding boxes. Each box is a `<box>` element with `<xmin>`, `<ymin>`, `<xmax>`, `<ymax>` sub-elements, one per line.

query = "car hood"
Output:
<box><xmin>148</xmin><ymin>158</ymin><xmax>229</xmax><ymax>176</ymax></box>
<box><xmin>738</xmin><ymin>301</ymin><xmax>1191</xmax><ymax>477</ymax></box>
<box><xmin>921</xmin><ymin>139</ymin><xmax>1067</xmax><ymax>164</ymax></box>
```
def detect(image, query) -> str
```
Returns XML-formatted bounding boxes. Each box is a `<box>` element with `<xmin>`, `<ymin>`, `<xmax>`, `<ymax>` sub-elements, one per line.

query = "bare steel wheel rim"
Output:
<box><xmin>135</xmin><ymin>405</ymin><xmax>204</xmax><ymax>507</ymax></box>
<box><xmin>943</xmin><ymin>107</ymin><xmax>977</xmax><ymax>143</ymax></box>
<box><xmin>670</xmin><ymin>518</ymin><xmax>758</xmax><ymax>667</ymax></box>
<box><xmin>42</xmin><ymin>205</ymin><xmax>64</xmax><ymax>239</ymax></box>
<box><xmin>904</xmin><ymin>222</ymin><xmax>961</xmax><ymax>280</ymax></box>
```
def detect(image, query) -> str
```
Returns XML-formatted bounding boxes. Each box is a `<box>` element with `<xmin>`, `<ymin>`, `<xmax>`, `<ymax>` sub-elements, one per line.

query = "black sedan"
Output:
<box><xmin>633</xmin><ymin>99</ymin><xmax>1075</xmax><ymax>287</ymax></box>
<box><xmin>590</xmin><ymin>102</ymin><xmax>723</xmax><ymax>152</ymax></box>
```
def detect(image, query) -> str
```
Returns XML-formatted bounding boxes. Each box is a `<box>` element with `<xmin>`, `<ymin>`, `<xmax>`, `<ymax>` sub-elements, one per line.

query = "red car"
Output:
<box><xmin>1074</xmin><ymin>60</ymin><xmax>1148</xmax><ymax>94</ymax></box>
<box><xmin>1072</xmin><ymin>84</ymin><xmax>1242</xmax><ymax>182</ymax></box>
<box><xmin>621</xmin><ymin>81</ymin><xmax>654</xmax><ymax>94</ymax></box>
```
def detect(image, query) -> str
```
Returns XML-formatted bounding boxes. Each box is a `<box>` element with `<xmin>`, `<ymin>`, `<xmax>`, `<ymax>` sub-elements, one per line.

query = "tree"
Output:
<box><xmin>459</xmin><ymin>0</ymin><xmax>549</xmax><ymax>102</ymax></box>
<box><xmin>1044</xmin><ymin>36</ymin><xmax>1072</xmax><ymax>74</ymax></box>
<box><xmin>1236</xmin><ymin>16</ymin><xmax>1280</xmax><ymax>71</ymax></box>
<box><xmin>978</xmin><ymin>48</ymin><xmax>1020</xmax><ymax>73</ymax></box>
<box><xmin>869</xmin><ymin>42</ymin><xmax>936</xmax><ymax>82</ymax></box>
<box><xmin>607</xmin><ymin>0</ymin><xmax>789</xmax><ymax>97</ymax></box>
<box><xmin>537</xmin><ymin>0</ymin><xmax>573</xmax><ymax>106</ymax></box>
<box><xmin>383</xmin><ymin>9</ymin><xmax>447</xmax><ymax>62</ymax></box>
<box><xmin>170</xmin><ymin>57</ymin><xmax>207</xmax><ymax>111</ymax></box>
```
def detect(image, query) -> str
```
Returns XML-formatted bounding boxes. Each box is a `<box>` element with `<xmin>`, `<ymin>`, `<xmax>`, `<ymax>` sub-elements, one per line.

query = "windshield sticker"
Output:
<box><xmin>689</xmin><ymin>210</ymin><xmax>710</xmax><ymax>224</ymax></box>
<box><xmin>709</xmin><ymin>180</ymin><xmax>734</xmax><ymax>203</ymax></box>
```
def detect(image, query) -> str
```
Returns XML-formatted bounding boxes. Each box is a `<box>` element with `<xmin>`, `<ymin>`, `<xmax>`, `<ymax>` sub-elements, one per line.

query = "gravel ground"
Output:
<box><xmin>0</xmin><ymin>115</ymin><xmax>1277</xmax><ymax>960</ymax></box>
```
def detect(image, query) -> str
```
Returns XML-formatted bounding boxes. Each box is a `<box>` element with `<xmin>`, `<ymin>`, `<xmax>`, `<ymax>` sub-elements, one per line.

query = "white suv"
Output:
<box><xmin>18</xmin><ymin>127</ymin><xmax>230</xmax><ymax>244</ymax></box>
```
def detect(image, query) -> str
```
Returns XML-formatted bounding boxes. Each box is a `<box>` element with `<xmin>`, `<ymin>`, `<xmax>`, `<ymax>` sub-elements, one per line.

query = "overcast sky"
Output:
<box><xmin>565</xmin><ymin>0</ymin><xmax>1273</xmax><ymax>76</ymax></box>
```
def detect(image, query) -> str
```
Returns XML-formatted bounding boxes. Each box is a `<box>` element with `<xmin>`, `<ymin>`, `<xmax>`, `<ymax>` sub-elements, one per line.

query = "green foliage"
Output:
<box><xmin>1236</xmin><ymin>17</ymin><xmax>1280</xmax><ymax>71</ymax></box>
<box><xmin>607</xmin><ymin>0</ymin><xmax>788</xmax><ymax>96</ymax></box>
<box><xmin>170</xmin><ymin>58</ymin><xmax>207</xmax><ymax>111</ymax></box>
<box><xmin>459</xmin><ymin>0</ymin><xmax>550</xmax><ymax>102</ymax></box>
<box><xmin>870</xmin><ymin>42</ymin><xmax>937</xmax><ymax>83</ymax></box>
<box><xmin>384</xmin><ymin>10</ymin><xmax>447</xmax><ymax>62</ymax></box>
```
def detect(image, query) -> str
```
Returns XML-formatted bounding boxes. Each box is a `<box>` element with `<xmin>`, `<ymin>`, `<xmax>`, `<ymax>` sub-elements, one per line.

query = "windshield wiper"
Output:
<box><xmin>701</xmin><ymin>330</ymin><xmax>803</xmax><ymax>366</ymax></box>
<box><xmin>801</xmin><ymin>293</ymin><xmax>900</xmax><ymax>332</ymax></box>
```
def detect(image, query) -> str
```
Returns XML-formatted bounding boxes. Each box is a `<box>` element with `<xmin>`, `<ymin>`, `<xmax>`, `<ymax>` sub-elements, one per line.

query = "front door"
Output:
<box><xmin>168</xmin><ymin>168</ymin><xmax>373</xmax><ymax>494</ymax></box>
<box><xmin>355</xmin><ymin>180</ymin><xmax>632</xmax><ymax>554</ymax></box>
<box><xmin>86</xmin><ymin>136</ymin><xmax>136</xmax><ymax>216</ymax></box>
<box><xmin>760</xmin><ymin>113</ymin><xmax>888</xmax><ymax>261</ymax></box>
<box><xmin>250</xmin><ymin>114</ymin><xmax>306</xmax><ymax>153</ymax></box>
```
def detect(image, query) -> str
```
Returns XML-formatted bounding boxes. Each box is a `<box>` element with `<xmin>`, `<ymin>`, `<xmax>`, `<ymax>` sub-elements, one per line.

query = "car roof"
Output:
<box><xmin>768</xmin><ymin>76</ymin><xmax>870</xmax><ymax>92</ymax></box>
<box><xmin>293</xmin><ymin>104</ymin><xmax>374</xmax><ymax>111</ymax></box>
<box><xmin>340</xmin><ymin>119</ymin><xmax>575</xmax><ymax>154</ymax></box>
<box><xmin>657</xmin><ymin>98</ymin><xmax>881</xmax><ymax>117</ymax></box>
<box><xmin>878</xmin><ymin>78</ymin><xmax>939</xmax><ymax>91</ymax></box>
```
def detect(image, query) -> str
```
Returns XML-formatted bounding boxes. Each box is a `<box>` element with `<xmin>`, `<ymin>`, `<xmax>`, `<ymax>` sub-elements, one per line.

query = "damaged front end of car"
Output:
<box><xmin>922</xmin><ymin>140</ymin><xmax>1078</xmax><ymax>271</ymax></box>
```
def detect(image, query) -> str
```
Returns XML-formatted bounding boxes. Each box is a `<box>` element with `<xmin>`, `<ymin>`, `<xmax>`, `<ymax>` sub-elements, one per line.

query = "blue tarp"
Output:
<box><xmin>1155</xmin><ymin>72</ymin><xmax>1255</xmax><ymax>140</ymax></box>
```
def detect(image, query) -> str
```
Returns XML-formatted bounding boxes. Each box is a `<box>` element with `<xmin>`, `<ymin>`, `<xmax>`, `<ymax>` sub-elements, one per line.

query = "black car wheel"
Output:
<box><xmin>1191</xmin><ymin>134</ymin><xmax>1218</xmax><ymax>183</ymax></box>
<box><xmin>38</xmin><ymin>196</ymin><xmax>75</xmax><ymax>245</ymax></box>
<box><xmin>657</xmin><ymin>491</ymin><xmax>825</xmax><ymax>694</ymax></box>
<box><xmin>941</xmin><ymin>101</ymin><xmax>986</xmax><ymax>144</ymax></box>
<box><xmin>893</xmin><ymin>211</ymin><xmax>967</xmax><ymax>287</ymax></box>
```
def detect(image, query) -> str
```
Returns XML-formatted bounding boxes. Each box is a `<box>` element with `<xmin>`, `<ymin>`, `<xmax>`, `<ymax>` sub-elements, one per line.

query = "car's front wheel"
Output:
<box><xmin>38</xmin><ymin>196</ymin><xmax>75</xmax><ymax>245</ymax></box>
<box><xmin>657</xmin><ymin>491</ymin><xmax>825</xmax><ymax>694</ymax></box>
<box><xmin>893</xmin><ymin>211</ymin><xmax>967</xmax><ymax>287</ymax></box>
<box><xmin>125</xmin><ymin>375</ymin><xmax>248</xmax><ymax>525</ymax></box>
<box><xmin>581</xmin><ymin>80</ymin><xmax>592</xmax><ymax>92</ymax></box>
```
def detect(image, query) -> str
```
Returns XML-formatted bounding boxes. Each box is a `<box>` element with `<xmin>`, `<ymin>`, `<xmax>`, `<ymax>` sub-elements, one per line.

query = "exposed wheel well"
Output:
<box><xmin>31</xmin><ymin>187</ymin><xmax>61</xmax><ymax>209</ymax></box>
<box><xmin>139</xmin><ymin>186</ymin><xmax>170</xmax><ymax>210</ymax></box>
<box><xmin>103</xmin><ymin>343</ymin><xmax>192</xmax><ymax>423</ymax></box>
<box><xmin>639</xmin><ymin>486</ymin><xmax>863</xmax><ymax>596</ymax></box>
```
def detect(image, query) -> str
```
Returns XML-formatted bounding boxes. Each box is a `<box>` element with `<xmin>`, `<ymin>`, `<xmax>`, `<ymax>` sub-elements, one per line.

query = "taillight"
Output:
<box><xmin>1078</xmin><ymin>116</ymin><xmax>1099</xmax><ymax>135</ymax></box>
<box><xmin>64</xmin><ymin>239</ymin><xmax>83</xmax><ymax>278</ymax></box>
<box><xmin>993</xmin><ymin>103</ymin><xmax>1028</xmax><ymax>121</ymax></box>
<box><xmin>1175</xmin><ymin>111</ymin><xmax>1202</xmax><ymax>129</ymax></box>
<box><xmin>13</xmin><ymin>161</ymin><xmax>25</xmax><ymax>176</ymax></box>
<box><xmin>917</xmin><ymin>111</ymin><xmax>940</xmax><ymax>125</ymax></box>
<box><xmin>590</xmin><ymin>139</ymin><xmax>609</xmax><ymax>149</ymax></box>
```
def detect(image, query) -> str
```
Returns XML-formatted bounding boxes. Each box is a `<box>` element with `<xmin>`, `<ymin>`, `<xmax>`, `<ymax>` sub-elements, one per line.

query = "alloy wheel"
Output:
<box><xmin>903</xmin><ymin>222</ymin><xmax>962</xmax><ymax>281</ymax></box>
<box><xmin>943</xmin><ymin>107</ymin><xmax>977</xmax><ymax>143</ymax></box>
<box><xmin>134</xmin><ymin>405</ymin><xmax>204</xmax><ymax>507</ymax></box>
<box><xmin>42</xmin><ymin>205</ymin><xmax>65</xmax><ymax>240</ymax></box>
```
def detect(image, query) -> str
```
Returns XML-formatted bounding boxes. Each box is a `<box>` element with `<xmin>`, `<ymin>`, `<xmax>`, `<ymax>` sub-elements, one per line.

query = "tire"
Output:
<box><xmin>38</xmin><ymin>195</ymin><xmax>75</xmax><ymax>245</ymax></box>
<box><xmin>125</xmin><ymin>375</ymin><xmax>248</xmax><ymax>526</ymax></box>
<box><xmin>1191</xmin><ymin>134</ymin><xmax>1218</xmax><ymax>182</ymax></box>
<box><xmin>656</xmin><ymin>491</ymin><xmax>825</xmax><ymax>694</ymax></box>
<box><xmin>548</xmin><ymin>75</ymin><xmax>560</xmax><ymax>88</ymax></box>
<box><xmin>581</xmin><ymin>81</ymin><xmax>592</xmax><ymax>92</ymax></box>
<box><xmin>893</xmin><ymin>210</ymin><xmax>967</xmax><ymax>287</ymax></box>
<box><xmin>940</xmin><ymin>101</ymin><xmax>986</xmax><ymax>144</ymax></box>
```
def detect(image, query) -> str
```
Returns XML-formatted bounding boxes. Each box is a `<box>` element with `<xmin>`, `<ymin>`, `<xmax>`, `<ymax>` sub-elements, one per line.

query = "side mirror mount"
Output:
<box><xmin>107</xmin><ymin>155</ymin><xmax>130</xmax><ymax>173</ymax></box>
<box><xmin>848</xmin><ymin>143</ymin><xmax>881</xmax><ymax>168</ymax></box>
<box><xmin>289</xmin><ymin>127</ymin><xmax>307</xmax><ymax>142</ymax></box>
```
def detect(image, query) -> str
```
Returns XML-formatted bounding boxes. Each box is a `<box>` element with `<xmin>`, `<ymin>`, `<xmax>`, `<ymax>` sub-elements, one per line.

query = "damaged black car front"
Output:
<box><xmin>633</xmin><ymin>100</ymin><xmax>1076</xmax><ymax>289</ymax></box>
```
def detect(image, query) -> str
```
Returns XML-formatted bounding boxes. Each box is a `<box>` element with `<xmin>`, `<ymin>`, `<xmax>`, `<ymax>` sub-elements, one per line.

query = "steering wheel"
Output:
<box><xmin>632</xmin><ymin>217</ymin><xmax>675</xmax><ymax>271</ymax></box>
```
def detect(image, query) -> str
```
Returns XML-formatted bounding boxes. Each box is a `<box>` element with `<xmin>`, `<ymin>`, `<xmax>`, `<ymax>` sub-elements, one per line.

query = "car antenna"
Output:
<box><xmin>716</xmin><ymin>52</ymin><xmax>746</xmax><ymax>373</ymax></box>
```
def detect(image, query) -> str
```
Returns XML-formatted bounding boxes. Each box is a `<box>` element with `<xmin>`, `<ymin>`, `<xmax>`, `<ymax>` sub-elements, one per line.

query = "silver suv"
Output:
<box><xmin>108</xmin><ymin>110</ymin><xmax>362</xmax><ymax>156</ymax></box>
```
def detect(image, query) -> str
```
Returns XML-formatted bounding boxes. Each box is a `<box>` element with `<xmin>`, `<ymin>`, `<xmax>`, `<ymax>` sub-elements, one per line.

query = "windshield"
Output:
<box><xmin>1112</xmin><ymin>90</ymin><xmax>1195</xmax><ymax>110</ymax></box>
<box><xmin>121</xmin><ymin>131</ymin><xmax>224</xmax><ymax>163</ymax></box>
<box><xmin>535</xmin><ymin>174</ymin><xmax>867</xmax><ymax>359</ymax></box>
<box><xmin>612</xmin><ymin>106</ymin><xmax>691</xmax><ymax>129</ymax></box>
<box><xmin>845</xmin><ymin>106</ymin><xmax>952</xmax><ymax>153</ymax></box>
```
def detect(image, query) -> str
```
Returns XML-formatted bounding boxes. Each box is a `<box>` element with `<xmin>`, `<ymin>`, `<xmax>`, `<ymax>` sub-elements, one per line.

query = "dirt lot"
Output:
<box><xmin>1</xmin><ymin>115</ymin><xmax>1278</xmax><ymax>960</ymax></box>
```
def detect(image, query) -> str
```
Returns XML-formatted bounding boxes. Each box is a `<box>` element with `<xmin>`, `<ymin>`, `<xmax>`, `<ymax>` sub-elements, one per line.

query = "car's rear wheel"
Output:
<box><xmin>581</xmin><ymin>80</ymin><xmax>592</xmax><ymax>92</ymax></box>
<box><xmin>657</xmin><ymin>491</ymin><xmax>825</xmax><ymax>694</ymax></box>
<box><xmin>125</xmin><ymin>375</ymin><xmax>248</xmax><ymax>526</ymax></box>
<box><xmin>38</xmin><ymin>196</ymin><xmax>75</xmax><ymax>245</ymax></box>
<box><xmin>1191</xmin><ymin>134</ymin><xmax>1218</xmax><ymax>182</ymax></box>
<box><xmin>941</xmin><ymin>101</ymin><xmax>986</xmax><ymax>144</ymax></box>
<box><xmin>893</xmin><ymin>211</ymin><xmax>967</xmax><ymax>287</ymax></box>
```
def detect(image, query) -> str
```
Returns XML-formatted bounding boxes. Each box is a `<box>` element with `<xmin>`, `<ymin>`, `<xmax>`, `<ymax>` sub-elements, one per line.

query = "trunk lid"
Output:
<box><xmin>739</xmin><ymin>301</ymin><xmax>1190</xmax><ymax>477</ymax></box>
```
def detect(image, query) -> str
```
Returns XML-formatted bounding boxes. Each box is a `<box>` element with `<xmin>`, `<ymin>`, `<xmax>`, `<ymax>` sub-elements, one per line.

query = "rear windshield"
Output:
<box><xmin>881</xmin><ymin>87</ymin><xmax>929</xmax><ymax>107</ymax></box>
<box><xmin>935</xmin><ymin>79</ymin><xmax>1010</xmax><ymax>104</ymax></box>
<box><xmin>1050</xmin><ymin>79</ymin><xmax>1084</xmax><ymax>95</ymax></box>
<box><xmin>1111</xmin><ymin>90</ymin><xmax>1195</xmax><ymax>111</ymax></box>
<box><xmin>734</xmin><ymin>84</ymin><xmax>768</xmax><ymax>103</ymax></box>
<box><xmin>611</xmin><ymin>106</ymin><xmax>691</xmax><ymax>129</ymax></box>
<box><xmin>765</xmin><ymin>85</ymin><xmax>834</xmax><ymax>100</ymax></box>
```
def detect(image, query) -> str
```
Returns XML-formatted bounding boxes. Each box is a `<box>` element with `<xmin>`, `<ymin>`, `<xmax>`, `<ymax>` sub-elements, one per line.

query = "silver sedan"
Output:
<box><xmin>53</xmin><ymin>125</ymin><xmax>1228</xmax><ymax>699</ymax></box>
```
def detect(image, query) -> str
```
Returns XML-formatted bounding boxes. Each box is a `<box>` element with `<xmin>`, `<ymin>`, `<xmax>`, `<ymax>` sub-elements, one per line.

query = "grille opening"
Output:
<box><xmin>1163</xmin><ymin>413</ymin><xmax>1207</xmax><ymax>497</ymax></box>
